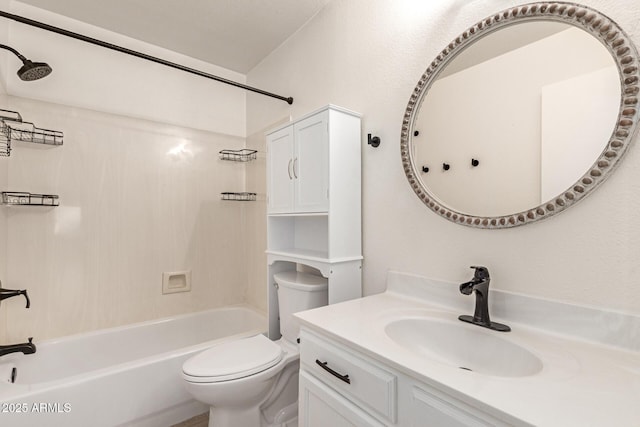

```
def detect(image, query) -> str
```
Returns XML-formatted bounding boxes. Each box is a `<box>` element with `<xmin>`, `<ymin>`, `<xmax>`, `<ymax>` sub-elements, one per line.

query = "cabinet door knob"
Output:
<box><xmin>293</xmin><ymin>158</ymin><xmax>298</xmax><ymax>179</ymax></box>
<box><xmin>288</xmin><ymin>159</ymin><xmax>293</xmax><ymax>180</ymax></box>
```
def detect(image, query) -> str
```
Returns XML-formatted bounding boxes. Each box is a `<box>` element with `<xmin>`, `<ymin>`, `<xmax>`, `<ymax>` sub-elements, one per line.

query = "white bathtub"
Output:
<box><xmin>0</xmin><ymin>305</ymin><xmax>266</xmax><ymax>427</ymax></box>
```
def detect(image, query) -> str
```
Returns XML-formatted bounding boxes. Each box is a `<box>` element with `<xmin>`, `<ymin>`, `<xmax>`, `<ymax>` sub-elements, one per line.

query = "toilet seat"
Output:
<box><xmin>183</xmin><ymin>334</ymin><xmax>283</xmax><ymax>383</ymax></box>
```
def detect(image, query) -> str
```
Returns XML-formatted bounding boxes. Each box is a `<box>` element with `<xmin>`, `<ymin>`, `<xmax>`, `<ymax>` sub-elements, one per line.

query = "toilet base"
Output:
<box><xmin>209</xmin><ymin>406</ymin><xmax>261</xmax><ymax>427</ymax></box>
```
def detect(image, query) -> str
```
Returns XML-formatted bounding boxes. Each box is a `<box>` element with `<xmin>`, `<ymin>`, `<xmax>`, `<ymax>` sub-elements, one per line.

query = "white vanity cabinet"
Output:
<box><xmin>266</xmin><ymin>105</ymin><xmax>362</xmax><ymax>339</ymax></box>
<box><xmin>298</xmin><ymin>329</ymin><xmax>515</xmax><ymax>427</ymax></box>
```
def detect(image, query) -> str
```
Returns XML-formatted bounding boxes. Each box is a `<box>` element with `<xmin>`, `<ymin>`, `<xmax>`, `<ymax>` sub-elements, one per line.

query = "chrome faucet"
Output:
<box><xmin>458</xmin><ymin>266</ymin><xmax>510</xmax><ymax>332</ymax></box>
<box><xmin>0</xmin><ymin>337</ymin><xmax>36</xmax><ymax>357</ymax></box>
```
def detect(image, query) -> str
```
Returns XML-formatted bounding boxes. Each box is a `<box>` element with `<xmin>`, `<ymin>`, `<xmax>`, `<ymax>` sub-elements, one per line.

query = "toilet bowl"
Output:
<box><xmin>182</xmin><ymin>271</ymin><xmax>328</xmax><ymax>427</ymax></box>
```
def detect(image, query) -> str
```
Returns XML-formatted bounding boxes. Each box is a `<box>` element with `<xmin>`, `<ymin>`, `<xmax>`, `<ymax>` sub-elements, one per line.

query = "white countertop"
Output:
<box><xmin>295</xmin><ymin>272</ymin><xmax>640</xmax><ymax>426</ymax></box>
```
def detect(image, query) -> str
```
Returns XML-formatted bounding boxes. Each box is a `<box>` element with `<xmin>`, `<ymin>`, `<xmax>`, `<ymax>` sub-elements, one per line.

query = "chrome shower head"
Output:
<box><xmin>0</xmin><ymin>44</ymin><xmax>51</xmax><ymax>81</ymax></box>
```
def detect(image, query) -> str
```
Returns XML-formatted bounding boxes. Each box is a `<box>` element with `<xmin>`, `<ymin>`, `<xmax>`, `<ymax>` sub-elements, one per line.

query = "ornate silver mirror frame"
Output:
<box><xmin>401</xmin><ymin>2</ymin><xmax>640</xmax><ymax>228</ymax></box>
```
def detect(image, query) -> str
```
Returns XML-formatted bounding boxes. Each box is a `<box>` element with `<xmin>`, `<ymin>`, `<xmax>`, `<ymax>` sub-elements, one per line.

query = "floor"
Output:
<box><xmin>171</xmin><ymin>412</ymin><xmax>208</xmax><ymax>427</ymax></box>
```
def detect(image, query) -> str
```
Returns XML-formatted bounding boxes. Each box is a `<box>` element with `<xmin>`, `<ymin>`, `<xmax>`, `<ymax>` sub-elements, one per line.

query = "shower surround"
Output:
<box><xmin>0</xmin><ymin>95</ymin><xmax>258</xmax><ymax>342</ymax></box>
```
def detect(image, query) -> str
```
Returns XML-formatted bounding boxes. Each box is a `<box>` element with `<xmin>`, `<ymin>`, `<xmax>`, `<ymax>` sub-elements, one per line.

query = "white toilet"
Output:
<box><xmin>182</xmin><ymin>271</ymin><xmax>328</xmax><ymax>427</ymax></box>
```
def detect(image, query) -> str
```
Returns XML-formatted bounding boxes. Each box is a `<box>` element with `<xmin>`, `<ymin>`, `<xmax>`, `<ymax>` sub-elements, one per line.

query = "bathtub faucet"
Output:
<box><xmin>0</xmin><ymin>286</ymin><xmax>30</xmax><ymax>308</ymax></box>
<box><xmin>0</xmin><ymin>337</ymin><xmax>36</xmax><ymax>357</ymax></box>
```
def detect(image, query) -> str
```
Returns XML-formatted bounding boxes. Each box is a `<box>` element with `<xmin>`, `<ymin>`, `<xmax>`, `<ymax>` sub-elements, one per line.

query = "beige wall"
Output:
<box><xmin>0</xmin><ymin>2</ymin><xmax>250</xmax><ymax>342</ymax></box>
<box><xmin>1</xmin><ymin>96</ymin><xmax>250</xmax><ymax>342</ymax></box>
<box><xmin>246</xmin><ymin>0</ymin><xmax>640</xmax><ymax>315</ymax></box>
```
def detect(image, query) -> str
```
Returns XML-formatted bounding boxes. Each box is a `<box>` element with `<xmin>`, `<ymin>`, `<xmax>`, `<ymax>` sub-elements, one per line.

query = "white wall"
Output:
<box><xmin>0</xmin><ymin>1</ymin><xmax>252</xmax><ymax>342</ymax></box>
<box><xmin>1</xmin><ymin>95</ymin><xmax>251</xmax><ymax>342</ymax></box>
<box><xmin>0</xmin><ymin>0</ymin><xmax>10</xmax><ymax>343</ymax></box>
<box><xmin>541</xmin><ymin>65</ymin><xmax>620</xmax><ymax>202</ymax></box>
<box><xmin>247</xmin><ymin>0</ymin><xmax>640</xmax><ymax>315</ymax></box>
<box><xmin>2</xmin><ymin>1</ymin><xmax>246</xmax><ymax>137</ymax></box>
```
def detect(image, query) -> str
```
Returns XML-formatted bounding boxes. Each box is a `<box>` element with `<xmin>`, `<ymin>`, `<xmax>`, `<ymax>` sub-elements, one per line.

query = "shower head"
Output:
<box><xmin>16</xmin><ymin>59</ymin><xmax>52</xmax><ymax>81</ymax></box>
<box><xmin>0</xmin><ymin>44</ymin><xmax>51</xmax><ymax>81</ymax></box>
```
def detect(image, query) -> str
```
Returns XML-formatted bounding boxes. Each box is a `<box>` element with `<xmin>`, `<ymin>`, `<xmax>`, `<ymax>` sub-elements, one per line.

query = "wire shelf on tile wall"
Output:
<box><xmin>221</xmin><ymin>192</ymin><xmax>256</xmax><ymax>201</ymax></box>
<box><xmin>0</xmin><ymin>109</ymin><xmax>64</xmax><ymax>157</ymax></box>
<box><xmin>1</xmin><ymin>191</ymin><xmax>59</xmax><ymax>207</ymax></box>
<box><xmin>219</xmin><ymin>149</ymin><xmax>257</xmax><ymax>162</ymax></box>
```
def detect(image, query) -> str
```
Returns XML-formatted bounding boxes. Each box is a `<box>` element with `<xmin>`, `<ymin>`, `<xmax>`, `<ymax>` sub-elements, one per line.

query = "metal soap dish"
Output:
<box><xmin>221</xmin><ymin>192</ymin><xmax>256</xmax><ymax>201</ymax></box>
<box><xmin>1</xmin><ymin>191</ymin><xmax>59</xmax><ymax>207</ymax></box>
<box><xmin>219</xmin><ymin>149</ymin><xmax>257</xmax><ymax>162</ymax></box>
<box><xmin>0</xmin><ymin>109</ymin><xmax>64</xmax><ymax>157</ymax></box>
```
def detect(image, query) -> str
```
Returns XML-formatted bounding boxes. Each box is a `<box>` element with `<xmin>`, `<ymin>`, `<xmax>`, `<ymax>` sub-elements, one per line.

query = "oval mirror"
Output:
<box><xmin>401</xmin><ymin>3</ymin><xmax>640</xmax><ymax>228</ymax></box>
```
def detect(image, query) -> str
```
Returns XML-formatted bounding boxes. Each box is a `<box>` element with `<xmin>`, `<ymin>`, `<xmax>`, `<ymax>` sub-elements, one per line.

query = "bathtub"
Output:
<box><xmin>0</xmin><ymin>305</ymin><xmax>266</xmax><ymax>427</ymax></box>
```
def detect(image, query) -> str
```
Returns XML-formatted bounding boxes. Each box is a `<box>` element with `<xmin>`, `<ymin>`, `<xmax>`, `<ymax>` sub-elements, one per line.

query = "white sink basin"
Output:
<box><xmin>385</xmin><ymin>316</ymin><xmax>543</xmax><ymax>377</ymax></box>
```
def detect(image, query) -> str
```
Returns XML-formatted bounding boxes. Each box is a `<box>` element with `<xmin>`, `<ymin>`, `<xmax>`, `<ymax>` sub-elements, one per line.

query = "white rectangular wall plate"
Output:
<box><xmin>162</xmin><ymin>271</ymin><xmax>192</xmax><ymax>294</ymax></box>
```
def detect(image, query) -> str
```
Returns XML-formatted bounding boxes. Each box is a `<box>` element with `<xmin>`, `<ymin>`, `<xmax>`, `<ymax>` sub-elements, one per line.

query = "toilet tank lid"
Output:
<box><xmin>182</xmin><ymin>334</ymin><xmax>282</xmax><ymax>381</ymax></box>
<box><xmin>274</xmin><ymin>271</ymin><xmax>328</xmax><ymax>291</ymax></box>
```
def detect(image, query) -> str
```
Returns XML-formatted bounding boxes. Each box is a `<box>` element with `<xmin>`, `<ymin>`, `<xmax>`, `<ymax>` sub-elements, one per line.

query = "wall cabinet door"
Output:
<box><xmin>267</xmin><ymin>126</ymin><xmax>295</xmax><ymax>214</ymax></box>
<box><xmin>293</xmin><ymin>112</ymin><xmax>329</xmax><ymax>213</ymax></box>
<box><xmin>267</xmin><ymin>111</ymin><xmax>329</xmax><ymax>214</ymax></box>
<box><xmin>299</xmin><ymin>371</ymin><xmax>385</xmax><ymax>427</ymax></box>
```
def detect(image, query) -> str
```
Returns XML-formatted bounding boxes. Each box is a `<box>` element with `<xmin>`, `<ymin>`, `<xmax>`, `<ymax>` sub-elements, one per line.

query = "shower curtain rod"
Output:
<box><xmin>0</xmin><ymin>10</ymin><xmax>294</xmax><ymax>105</ymax></box>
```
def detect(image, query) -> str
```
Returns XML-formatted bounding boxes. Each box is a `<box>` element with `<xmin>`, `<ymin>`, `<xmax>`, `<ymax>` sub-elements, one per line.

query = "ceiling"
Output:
<box><xmin>17</xmin><ymin>0</ymin><xmax>332</xmax><ymax>73</ymax></box>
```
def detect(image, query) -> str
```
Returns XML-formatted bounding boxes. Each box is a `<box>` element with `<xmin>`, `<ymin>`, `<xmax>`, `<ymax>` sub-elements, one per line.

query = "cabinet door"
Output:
<box><xmin>300</xmin><ymin>371</ymin><xmax>385</xmax><ymax>427</ymax></box>
<box><xmin>409</xmin><ymin>386</ymin><xmax>502</xmax><ymax>427</ymax></box>
<box><xmin>267</xmin><ymin>126</ymin><xmax>295</xmax><ymax>214</ymax></box>
<box><xmin>293</xmin><ymin>112</ymin><xmax>329</xmax><ymax>213</ymax></box>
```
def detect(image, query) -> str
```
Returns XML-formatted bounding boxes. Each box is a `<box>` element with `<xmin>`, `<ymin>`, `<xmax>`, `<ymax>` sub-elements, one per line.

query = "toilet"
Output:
<box><xmin>182</xmin><ymin>271</ymin><xmax>328</xmax><ymax>427</ymax></box>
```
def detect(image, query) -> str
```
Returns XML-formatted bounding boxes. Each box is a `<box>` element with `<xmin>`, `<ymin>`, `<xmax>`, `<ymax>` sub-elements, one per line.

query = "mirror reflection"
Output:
<box><xmin>413</xmin><ymin>22</ymin><xmax>620</xmax><ymax>217</ymax></box>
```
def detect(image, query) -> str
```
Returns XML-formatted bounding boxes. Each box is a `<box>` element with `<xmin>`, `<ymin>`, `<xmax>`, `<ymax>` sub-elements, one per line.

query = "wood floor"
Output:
<box><xmin>171</xmin><ymin>412</ymin><xmax>208</xmax><ymax>427</ymax></box>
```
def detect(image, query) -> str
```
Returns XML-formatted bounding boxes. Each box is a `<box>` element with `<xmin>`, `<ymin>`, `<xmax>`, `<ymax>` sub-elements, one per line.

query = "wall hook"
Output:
<box><xmin>471</xmin><ymin>158</ymin><xmax>480</xmax><ymax>167</ymax></box>
<box><xmin>422</xmin><ymin>166</ymin><xmax>429</xmax><ymax>173</ymax></box>
<box><xmin>443</xmin><ymin>163</ymin><xmax>450</xmax><ymax>171</ymax></box>
<box><xmin>367</xmin><ymin>133</ymin><xmax>380</xmax><ymax>148</ymax></box>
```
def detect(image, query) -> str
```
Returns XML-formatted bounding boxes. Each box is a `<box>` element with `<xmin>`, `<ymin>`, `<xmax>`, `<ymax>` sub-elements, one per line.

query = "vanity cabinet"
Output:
<box><xmin>298</xmin><ymin>328</ymin><xmax>514</xmax><ymax>427</ymax></box>
<box><xmin>299</xmin><ymin>371</ymin><xmax>384</xmax><ymax>427</ymax></box>
<box><xmin>266</xmin><ymin>105</ymin><xmax>362</xmax><ymax>339</ymax></box>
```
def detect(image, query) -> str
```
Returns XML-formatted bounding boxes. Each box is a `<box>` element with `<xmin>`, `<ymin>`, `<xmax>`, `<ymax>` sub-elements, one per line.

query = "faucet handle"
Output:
<box><xmin>470</xmin><ymin>266</ymin><xmax>490</xmax><ymax>280</ymax></box>
<box><xmin>0</xmin><ymin>288</ymin><xmax>30</xmax><ymax>308</ymax></box>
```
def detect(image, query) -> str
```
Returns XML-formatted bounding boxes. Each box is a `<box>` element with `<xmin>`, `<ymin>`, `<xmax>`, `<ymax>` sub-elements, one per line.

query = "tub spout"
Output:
<box><xmin>0</xmin><ymin>338</ymin><xmax>36</xmax><ymax>357</ymax></box>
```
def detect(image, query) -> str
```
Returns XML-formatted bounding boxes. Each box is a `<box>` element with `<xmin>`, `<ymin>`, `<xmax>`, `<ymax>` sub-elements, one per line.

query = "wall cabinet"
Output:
<box><xmin>299</xmin><ymin>329</ymin><xmax>516</xmax><ymax>427</ymax></box>
<box><xmin>267</xmin><ymin>112</ymin><xmax>329</xmax><ymax>214</ymax></box>
<box><xmin>266</xmin><ymin>105</ymin><xmax>362</xmax><ymax>339</ymax></box>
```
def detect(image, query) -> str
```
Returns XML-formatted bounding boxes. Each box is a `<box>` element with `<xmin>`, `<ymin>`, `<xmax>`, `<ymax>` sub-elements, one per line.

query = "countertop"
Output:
<box><xmin>295</xmin><ymin>272</ymin><xmax>640</xmax><ymax>426</ymax></box>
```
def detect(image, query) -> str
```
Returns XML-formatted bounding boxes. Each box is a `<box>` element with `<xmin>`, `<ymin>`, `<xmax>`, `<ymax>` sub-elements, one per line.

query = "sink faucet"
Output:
<box><xmin>458</xmin><ymin>266</ymin><xmax>510</xmax><ymax>332</ymax></box>
<box><xmin>0</xmin><ymin>337</ymin><xmax>36</xmax><ymax>357</ymax></box>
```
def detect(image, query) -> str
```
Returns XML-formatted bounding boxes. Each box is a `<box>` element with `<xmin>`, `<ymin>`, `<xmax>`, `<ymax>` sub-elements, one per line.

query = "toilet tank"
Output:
<box><xmin>274</xmin><ymin>271</ymin><xmax>328</xmax><ymax>343</ymax></box>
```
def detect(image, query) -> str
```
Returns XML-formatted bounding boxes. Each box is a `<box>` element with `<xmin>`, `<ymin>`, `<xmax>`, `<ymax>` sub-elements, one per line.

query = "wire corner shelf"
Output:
<box><xmin>219</xmin><ymin>149</ymin><xmax>257</xmax><ymax>162</ymax></box>
<box><xmin>0</xmin><ymin>109</ymin><xmax>64</xmax><ymax>157</ymax></box>
<box><xmin>1</xmin><ymin>191</ymin><xmax>59</xmax><ymax>207</ymax></box>
<box><xmin>221</xmin><ymin>192</ymin><xmax>256</xmax><ymax>202</ymax></box>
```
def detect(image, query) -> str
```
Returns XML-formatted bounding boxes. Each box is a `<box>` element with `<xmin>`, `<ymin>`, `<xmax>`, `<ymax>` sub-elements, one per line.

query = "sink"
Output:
<box><xmin>384</xmin><ymin>316</ymin><xmax>543</xmax><ymax>377</ymax></box>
